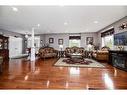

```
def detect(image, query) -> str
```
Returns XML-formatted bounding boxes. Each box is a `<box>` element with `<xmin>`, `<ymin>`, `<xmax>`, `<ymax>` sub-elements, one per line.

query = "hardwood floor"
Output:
<box><xmin>0</xmin><ymin>57</ymin><xmax>127</xmax><ymax>89</ymax></box>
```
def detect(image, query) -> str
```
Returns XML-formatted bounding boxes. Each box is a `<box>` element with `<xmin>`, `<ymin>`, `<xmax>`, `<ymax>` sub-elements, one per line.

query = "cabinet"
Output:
<box><xmin>109</xmin><ymin>50</ymin><xmax>127</xmax><ymax>71</ymax></box>
<box><xmin>0</xmin><ymin>35</ymin><xmax>9</xmax><ymax>60</ymax></box>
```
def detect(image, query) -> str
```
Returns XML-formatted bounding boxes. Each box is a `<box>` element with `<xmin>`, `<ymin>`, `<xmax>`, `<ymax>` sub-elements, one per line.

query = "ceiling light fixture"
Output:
<box><xmin>37</xmin><ymin>24</ymin><xmax>40</xmax><ymax>27</ymax></box>
<box><xmin>64</xmin><ymin>22</ymin><xmax>68</xmax><ymax>25</ymax></box>
<box><xmin>12</xmin><ymin>7</ymin><xmax>18</xmax><ymax>12</ymax></box>
<box><xmin>94</xmin><ymin>21</ymin><xmax>99</xmax><ymax>24</ymax></box>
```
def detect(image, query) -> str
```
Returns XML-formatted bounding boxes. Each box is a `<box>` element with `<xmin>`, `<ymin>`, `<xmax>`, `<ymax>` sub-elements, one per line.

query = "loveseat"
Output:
<box><xmin>65</xmin><ymin>46</ymin><xmax>85</xmax><ymax>58</ymax></box>
<box><xmin>38</xmin><ymin>47</ymin><xmax>58</xmax><ymax>59</ymax></box>
<box><xmin>92</xmin><ymin>46</ymin><xmax>110</xmax><ymax>61</ymax></box>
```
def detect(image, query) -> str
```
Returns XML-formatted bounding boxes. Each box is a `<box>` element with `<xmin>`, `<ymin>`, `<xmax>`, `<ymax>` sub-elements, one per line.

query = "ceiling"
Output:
<box><xmin>0</xmin><ymin>6</ymin><xmax>127</xmax><ymax>34</ymax></box>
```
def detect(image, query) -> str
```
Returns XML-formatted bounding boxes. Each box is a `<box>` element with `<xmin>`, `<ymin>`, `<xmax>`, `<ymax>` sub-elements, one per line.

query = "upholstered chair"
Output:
<box><xmin>92</xmin><ymin>46</ymin><xmax>110</xmax><ymax>61</ymax></box>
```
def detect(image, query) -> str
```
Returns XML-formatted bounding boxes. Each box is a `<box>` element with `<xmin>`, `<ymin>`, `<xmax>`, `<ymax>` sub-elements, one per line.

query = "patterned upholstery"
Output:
<box><xmin>39</xmin><ymin>47</ymin><xmax>58</xmax><ymax>59</ymax></box>
<box><xmin>65</xmin><ymin>46</ymin><xmax>85</xmax><ymax>57</ymax></box>
<box><xmin>92</xmin><ymin>46</ymin><xmax>110</xmax><ymax>61</ymax></box>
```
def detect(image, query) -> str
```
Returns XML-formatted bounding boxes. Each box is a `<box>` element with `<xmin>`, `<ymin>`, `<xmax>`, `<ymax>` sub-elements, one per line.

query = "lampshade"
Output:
<box><xmin>87</xmin><ymin>44</ymin><xmax>93</xmax><ymax>51</ymax></box>
<box><xmin>59</xmin><ymin>45</ymin><xmax>63</xmax><ymax>48</ymax></box>
<box><xmin>25</xmin><ymin>34</ymin><xmax>28</xmax><ymax>38</ymax></box>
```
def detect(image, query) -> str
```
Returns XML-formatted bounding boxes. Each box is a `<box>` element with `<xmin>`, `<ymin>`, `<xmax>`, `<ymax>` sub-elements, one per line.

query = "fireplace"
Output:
<box><xmin>109</xmin><ymin>50</ymin><xmax>127</xmax><ymax>71</ymax></box>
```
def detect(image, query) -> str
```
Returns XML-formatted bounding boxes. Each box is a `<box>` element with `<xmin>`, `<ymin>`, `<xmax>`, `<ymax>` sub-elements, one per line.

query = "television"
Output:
<box><xmin>114</xmin><ymin>31</ymin><xmax>127</xmax><ymax>45</ymax></box>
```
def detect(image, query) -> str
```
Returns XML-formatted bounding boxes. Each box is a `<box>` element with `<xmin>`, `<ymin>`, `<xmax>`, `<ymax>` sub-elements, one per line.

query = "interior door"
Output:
<box><xmin>9</xmin><ymin>36</ymin><xmax>23</xmax><ymax>58</ymax></box>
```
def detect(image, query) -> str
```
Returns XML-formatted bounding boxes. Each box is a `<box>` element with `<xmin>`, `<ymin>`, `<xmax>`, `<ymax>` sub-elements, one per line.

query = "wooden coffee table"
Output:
<box><xmin>70</xmin><ymin>53</ymin><xmax>84</xmax><ymax>63</ymax></box>
<box><xmin>63</xmin><ymin>53</ymin><xmax>90</xmax><ymax>64</ymax></box>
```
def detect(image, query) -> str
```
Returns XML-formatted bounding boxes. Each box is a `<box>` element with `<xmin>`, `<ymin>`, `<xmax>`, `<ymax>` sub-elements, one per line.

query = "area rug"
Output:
<box><xmin>54</xmin><ymin>58</ymin><xmax>105</xmax><ymax>68</ymax></box>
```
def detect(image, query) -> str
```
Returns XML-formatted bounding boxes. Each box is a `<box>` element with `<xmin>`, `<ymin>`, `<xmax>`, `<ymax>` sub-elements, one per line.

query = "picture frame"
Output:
<box><xmin>58</xmin><ymin>39</ymin><xmax>63</xmax><ymax>45</ymax></box>
<box><xmin>86</xmin><ymin>37</ymin><xmax>93</xmax><ymax>45</ymax></box>
<box><xmin>49</xmin><ymin>38</ymin><xmax>54</xmax><ymax>43</ymax></box>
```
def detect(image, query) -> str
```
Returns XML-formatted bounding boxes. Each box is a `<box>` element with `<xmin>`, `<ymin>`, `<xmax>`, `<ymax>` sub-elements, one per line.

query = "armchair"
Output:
<box><xmin>92</xmin><ymin>46</ymin><xmax>110</xmax><ymax>61</ymax></box>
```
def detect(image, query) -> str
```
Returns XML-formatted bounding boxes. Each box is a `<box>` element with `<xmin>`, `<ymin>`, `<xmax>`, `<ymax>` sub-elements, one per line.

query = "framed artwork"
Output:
<box><xmin>58</xmin><ymin>39</ymin><xmax>63</xmax><ymax>45</ymax></box>
<box><xmin>86</xmin><ymin>37</ymin><xmax>93</xmax><ymax>45</ymax></box>
<box><xmin>49</xmin><ymin>38</ymin><xmax>54</xmax><ymax>43</ymax></box>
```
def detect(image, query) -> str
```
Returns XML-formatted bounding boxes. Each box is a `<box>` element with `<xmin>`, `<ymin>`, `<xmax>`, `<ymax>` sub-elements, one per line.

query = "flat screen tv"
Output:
<box><xmin>114</xmin><ymin>31</ymin><xmax>127</xmax><ymax>45</ymax></box>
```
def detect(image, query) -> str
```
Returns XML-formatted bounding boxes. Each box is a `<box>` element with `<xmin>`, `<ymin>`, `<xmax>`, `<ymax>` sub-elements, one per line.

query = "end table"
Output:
<box><xmin>58</xmin><ymin>51</ymin><xmax>65</xmax><ymax>58</ymax></box>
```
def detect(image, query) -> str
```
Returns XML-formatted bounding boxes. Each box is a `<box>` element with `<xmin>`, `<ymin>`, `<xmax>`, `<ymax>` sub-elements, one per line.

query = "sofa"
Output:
<box><xmin>65</xmin><ymin>46</ymin><xmax>85</xmax><ymax>58</ymax></box>
<box><xmin>38</xmin><ymin>47</ymin><xmax>58</xmax><ymax>59</ymax></box>
<box><xmin>92</xmin><ymin>46</ymin><xmax>110</xmax><ymax>61</ymax></box>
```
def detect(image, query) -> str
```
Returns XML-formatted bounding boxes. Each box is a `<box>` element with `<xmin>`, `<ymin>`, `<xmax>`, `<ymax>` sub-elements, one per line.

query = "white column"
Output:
<box><xmin>30</xmin><ymin>28</ymin><xmax>35</xmax><ymax>61</ymax></box>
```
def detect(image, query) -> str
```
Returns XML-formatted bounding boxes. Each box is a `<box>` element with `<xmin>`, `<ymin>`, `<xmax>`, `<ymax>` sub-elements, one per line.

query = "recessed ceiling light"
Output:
<box><xmin>37</xmin><ymin>24</ymin><xmax>40</xmax><ymax>27</ymax></box>
<box><xmin>64</xmin><ymin>22</ymin><xmax>68</xmax><ymax>25</ymax></box>
<box><xmin>12</xmin><ymin>7</ymin><xmax>18</xmax><ymax>12</ymax></box>
<box><xmin>94</xmin><ymin>21</ymin><xmax>99</xmax><ymax>24</ymax></box>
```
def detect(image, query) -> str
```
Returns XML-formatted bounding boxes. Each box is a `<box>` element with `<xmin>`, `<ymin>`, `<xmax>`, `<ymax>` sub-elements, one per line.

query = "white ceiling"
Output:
<box><xmin>0</xmin><ymin>6</ymin><xmax>127</xmax><ymax>34</ymax></box>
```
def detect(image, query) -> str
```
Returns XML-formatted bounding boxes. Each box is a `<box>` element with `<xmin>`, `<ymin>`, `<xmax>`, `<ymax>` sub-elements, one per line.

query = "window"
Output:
<box><xmin>102</xmin><ymin>35</ymin><xmax>114</xmax><ymax>49</ymax></box>
<box><xmin>69</xmin><ymin>36</ymin><xmax>81</xmax><ymax>47</ymax></box>
<box><xmin>69</xmin><ymin>39</ymin><xmax>81</xmax><ymax>47</ymax></box>
<box><xmin>101</xmin><ymin>28</ymin><xmax>114</xmax><ymax>49</ymax></box>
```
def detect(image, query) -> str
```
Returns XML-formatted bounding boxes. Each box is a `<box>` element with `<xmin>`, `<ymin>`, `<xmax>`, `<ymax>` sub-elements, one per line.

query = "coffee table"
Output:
<box><xmin>63</xmin><ymin>53</ymin><xmax>90</xmax><ymax>64</ymax></box>
<box><xmin>70</xmin><ymin>53</ymin><xmax>83</xmax><ymax>59</ymax></box>
<box><xmin>69</xmin><ymin>53</ymin><xmax>84</xmax><ymax>64</ymax></box>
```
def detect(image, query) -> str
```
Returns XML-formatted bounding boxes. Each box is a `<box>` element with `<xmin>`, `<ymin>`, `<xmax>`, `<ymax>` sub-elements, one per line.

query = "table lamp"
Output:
<box><xmin>59</xmin><ymin>45</ymin><xmax>63</xmax><ymax>51</ymax></box>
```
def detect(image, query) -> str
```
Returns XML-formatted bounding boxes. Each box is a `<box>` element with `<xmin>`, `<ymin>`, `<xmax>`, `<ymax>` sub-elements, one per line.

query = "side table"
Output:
<box><xmin>86</xmin><ymin>51</ymin><xmax>93</xmax><ymax>58</ymax></box>
<box><xmin>58</xmin><ymin>51</ymin><xmax>65</xmax><ymax>58</ymax></box>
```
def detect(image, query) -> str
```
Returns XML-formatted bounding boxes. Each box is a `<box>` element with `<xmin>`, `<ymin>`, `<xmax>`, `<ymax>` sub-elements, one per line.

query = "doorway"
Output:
<box><xmin>9</xmin><ymin>36</ymin><xmax>23</xmax><ymax>58</ymax></box>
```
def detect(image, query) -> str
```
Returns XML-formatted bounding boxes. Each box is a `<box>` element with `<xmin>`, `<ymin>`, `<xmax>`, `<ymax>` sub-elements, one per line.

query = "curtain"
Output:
<box><xmin>101</xmin><ymin>28</ymin><xmax>114</xmax><ymax>37</ymax></box>
<box><xmin>69</xmin><ymin>36</ymin><xmax>81</xmax><ymax>39</ymax></box>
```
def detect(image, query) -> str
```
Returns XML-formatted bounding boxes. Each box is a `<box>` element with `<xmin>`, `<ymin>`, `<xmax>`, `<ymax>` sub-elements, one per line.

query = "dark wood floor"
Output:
<box><xmin>0</xmin><ymin>57</ymin><xmax>127</xmax><ymax>89</ymax></box>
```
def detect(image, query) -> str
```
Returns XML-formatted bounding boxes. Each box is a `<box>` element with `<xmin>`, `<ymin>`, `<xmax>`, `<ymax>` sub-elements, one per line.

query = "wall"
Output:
<box><xmin>44</xmin><ymin>32</ymin><xmax>98</xmax><ymax>50</ymax></box>
<box><xmin>81</xmin><ymin>33</ymin><xmax>98</xmax><ymax>49</ymax></box>
<box><xmin>45</xmin><ymin>33</ymin><xmax>69</xmax><ymax>50</ymax></box>
<box><xmin>0</xmin><ymin>29</ymin><xmax>23</xmax><ymax>37</ymax></box>
<box><xmin>97</xmin><ymin>16</ymin><xmax>127</xmax><ymax>50</ymax></box>
<box><xmin>0</xmin><ymin>29</ymin><xmax>25</xmax><ymax>53</ymax></box>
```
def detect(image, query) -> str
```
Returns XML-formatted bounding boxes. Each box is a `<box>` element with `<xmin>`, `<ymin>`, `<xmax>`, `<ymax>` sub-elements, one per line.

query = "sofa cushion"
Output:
<box><xmin>65</xmin><ymin>47</ymin><xmax>85</xmax><ymax>57</ymax></box>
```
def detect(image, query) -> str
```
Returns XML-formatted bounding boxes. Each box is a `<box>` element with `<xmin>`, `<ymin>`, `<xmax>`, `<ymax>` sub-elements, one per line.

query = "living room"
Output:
<box><xmin>0</xmin><ymin>4</ymin><xmax>127</xmax><ymax>94</ymax></box>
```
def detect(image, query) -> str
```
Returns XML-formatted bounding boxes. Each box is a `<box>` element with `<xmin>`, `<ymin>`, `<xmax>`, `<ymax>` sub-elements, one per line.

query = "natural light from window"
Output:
<box><xmin>102</xmin><ymin>35</ymin><xmax>114</xmax><ymax>49</ymax></box>
<box><xmin>69</xmin><ymin>39</ymin><xmax>81</xmax><ymax>47</ymax></box>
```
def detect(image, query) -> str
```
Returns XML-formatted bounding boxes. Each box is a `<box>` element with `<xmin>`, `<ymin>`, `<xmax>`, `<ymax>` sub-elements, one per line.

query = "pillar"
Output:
<box><xmin>30</xmin><ymin>28</ymin><xmax>35</xmax><ymax>61</ymax></box>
